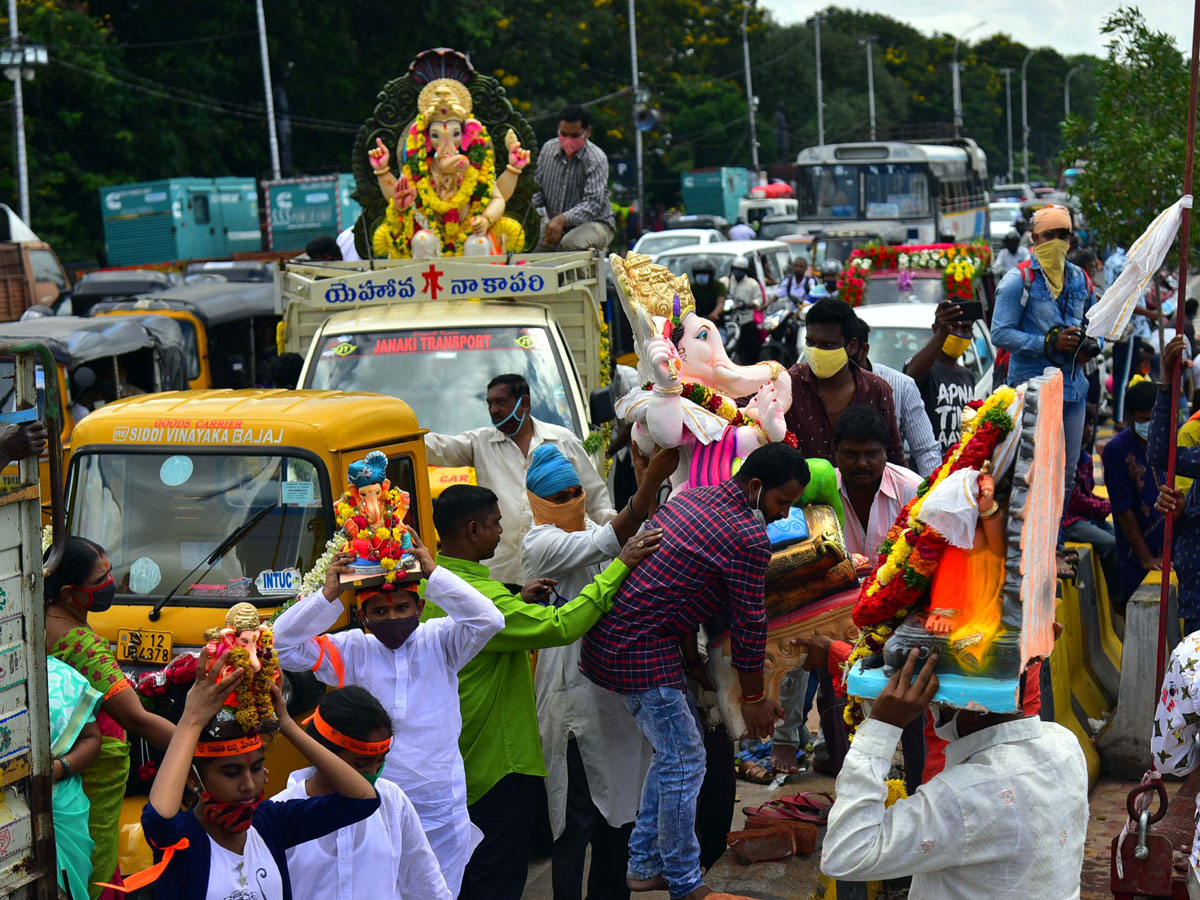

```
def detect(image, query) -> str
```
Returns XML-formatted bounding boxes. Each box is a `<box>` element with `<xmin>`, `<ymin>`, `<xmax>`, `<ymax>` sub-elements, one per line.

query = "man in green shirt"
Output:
<box><xmin>421</xmin><ymin>484</ymin><xmax>662</xmax><ymax>900</ymax></box>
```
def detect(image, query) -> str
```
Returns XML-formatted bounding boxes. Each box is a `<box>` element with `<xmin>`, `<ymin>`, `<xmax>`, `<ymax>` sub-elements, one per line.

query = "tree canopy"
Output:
<box><xmin>0</xmin><ymin>0</ymin><xmax>1109</xmax><ymax>263</ymax></box>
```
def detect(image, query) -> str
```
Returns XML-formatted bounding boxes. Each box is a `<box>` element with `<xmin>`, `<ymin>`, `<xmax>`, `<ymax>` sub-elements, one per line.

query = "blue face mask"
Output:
<box><xmin>493</xmin><ymin>396</ymin><xmax>527</xmax><ymax>435</ymax></box>
<box><xmin>1134</xmin><ymin>419</ymin><xmax>1151</xmax><ymax>441</ymax></box>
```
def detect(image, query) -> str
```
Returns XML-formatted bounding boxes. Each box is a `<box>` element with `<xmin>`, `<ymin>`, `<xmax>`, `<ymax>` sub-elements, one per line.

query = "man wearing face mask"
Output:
<box><xmin>581</xmin><ymin>443</ymin><xmax>809</xmax><ymax>900</ymax></box>
<box><xmin>904</xmin><ymin>301</ymin><xmax>979</xmax><ymax>457</ymax></box>
<box><xmin>993</xmin><ymin>229</ymin><xmax>1029</xmax><ymax>276</ymax></box>
<box><xmin>720</xmin><ymin>255</ymin><xmax>765</xmax><ymax>361</ymax></box>
<box><xmin>1101</xmin><ymin>381</ymin><xmax>1167</xmax><ymax>611</ymax></box>
<box><xmin>785</xmin><ymin>298</ymin><xmax>906</xmax><ymax>466</ymax></box>
<box><xmin>272</xmin><ymin>538</ymin><xmax>505</xmax><ymax>897</ymax></box>
<box><xmin>421</xmin><ymin>484</ymin><xmax>663</xmax><ymax>900</ymax></box>
<box><xmin>425</xmin><ymin>373</ymin><xmax>614</xmax><ymax>585</ymax></box>
<box><xmin>532</xmin><ymin>104</ymin><xmax>617</xmax><ymax>252</ymax></box>
<box><xmin>821</xmin><ymin>651</ymin><xmax>1088</xmax><ymax>897</ymax></box>
<box><xmin>992</xmin><ymin>205</ymin><xmax>1101</xmax><ymax>506</ymax></box>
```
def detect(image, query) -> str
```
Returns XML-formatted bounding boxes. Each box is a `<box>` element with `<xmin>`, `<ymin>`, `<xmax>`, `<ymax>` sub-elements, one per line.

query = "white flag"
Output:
<box><xmin>1086</xmin><ymin>196</ymin><xmax>1190</xmax><ymax>341</ymax></box>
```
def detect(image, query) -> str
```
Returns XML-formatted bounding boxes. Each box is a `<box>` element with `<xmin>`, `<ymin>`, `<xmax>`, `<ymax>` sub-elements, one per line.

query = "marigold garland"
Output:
<box><xmin>840</xmin><ymin>385</ymin><xmax>1017</xmax><ymax>735</ymax></box>
<box><xmin>229</xmin><ymin>640</ymin><xmax>280</xmax><ymax>734</ymax></box>
<box><xmin>334</xmin><ymin>485</ymin><xmax>411</xmax><ymax>585</ymax></box>
<box><xmin>638</xmin><ymin>379</ymin><xmax>799</xmax><ymax>449</ymax></box>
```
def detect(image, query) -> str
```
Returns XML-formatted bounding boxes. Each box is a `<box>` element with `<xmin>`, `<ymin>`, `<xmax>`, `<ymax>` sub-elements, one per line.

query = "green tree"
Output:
<box><xmin>1061</xmin><ymin>7</ymin><xmax>1195</xmax><ymax>255</ymax></box>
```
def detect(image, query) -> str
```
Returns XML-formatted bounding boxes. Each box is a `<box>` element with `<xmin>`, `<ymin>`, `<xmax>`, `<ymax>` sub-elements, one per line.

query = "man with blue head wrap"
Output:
<box><xmin>522</xmin><ymin>443</ymin><xmax>679</xmax><ymax>900</ymax></box>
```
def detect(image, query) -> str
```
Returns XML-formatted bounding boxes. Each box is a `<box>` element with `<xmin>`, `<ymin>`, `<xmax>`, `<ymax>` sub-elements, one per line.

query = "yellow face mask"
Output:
<box><xmin>1033</xmin><ymin>238</ymin><xmax>1069</xmax><ymax>299</ymax></box>
<box><xmin>942</xmin><ymin>334</ymin><xmax>973</xmax><ymax>359</ymax></box>
<box><xmin>807</xmin><ymin>346</ymin><xmax>848</xmax><ymax>379</ymax></box>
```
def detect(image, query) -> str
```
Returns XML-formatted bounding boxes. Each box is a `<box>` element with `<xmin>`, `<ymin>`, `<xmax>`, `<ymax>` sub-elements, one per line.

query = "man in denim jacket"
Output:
<box><xmin>991</xmin><ymin>205</ymin><xmax>1100</xmax><ymax>503</ymax></box>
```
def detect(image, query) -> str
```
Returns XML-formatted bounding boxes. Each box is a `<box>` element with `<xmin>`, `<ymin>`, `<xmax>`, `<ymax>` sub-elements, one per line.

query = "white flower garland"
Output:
<box><xmin>41</xmin><ymin>524</ymin><xmax>52</xmax><ymax>554</ymax></box>
<box><xmin>269</xmin><ymin>531</ymin><xmax>346</xmax><ymax>624</ymax></box>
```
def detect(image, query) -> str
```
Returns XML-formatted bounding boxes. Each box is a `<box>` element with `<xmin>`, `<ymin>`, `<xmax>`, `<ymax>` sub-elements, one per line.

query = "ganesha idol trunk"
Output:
<box><xmin>706</xmin><ymin>504</ymin><xmax>859</xmax><ymax>738</ymax></box>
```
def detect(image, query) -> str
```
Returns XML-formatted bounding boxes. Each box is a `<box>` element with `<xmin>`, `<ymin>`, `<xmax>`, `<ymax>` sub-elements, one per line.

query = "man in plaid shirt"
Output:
<box><xmin>582</xmin><ymin>443</ymin><xmax>810</xmax><ymax>900</ymax></box>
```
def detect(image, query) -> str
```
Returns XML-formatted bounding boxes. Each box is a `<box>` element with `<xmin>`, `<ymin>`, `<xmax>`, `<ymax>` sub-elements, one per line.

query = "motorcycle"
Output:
<box><xmin>759</xmin><ymin>296</ymin><xmax>801</xmax><ymax>366</ymax></box>
<box><xmin>721</xmin><ymin>298</ymin><xmax>742</xmax><ymax>362</ymax></box>
<box><xmin>722</xmin><ymin>296</ymin><xmax>763</xmax><ymax>365</ymax></box>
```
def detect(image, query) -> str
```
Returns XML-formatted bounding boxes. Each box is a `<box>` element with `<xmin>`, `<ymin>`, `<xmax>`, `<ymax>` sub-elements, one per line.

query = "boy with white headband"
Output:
<box><xmin>272</xmin><ymin>532</ymin><xmax>504</xmax><ymax>896</ymax></box>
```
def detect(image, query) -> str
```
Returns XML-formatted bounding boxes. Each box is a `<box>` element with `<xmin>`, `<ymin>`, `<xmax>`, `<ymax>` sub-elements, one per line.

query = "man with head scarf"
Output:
<box><xmin>991</xmin><ymin>205</ymin><xmax>1101</xmax><ymax>506</ymax></box>
<box><xmin>521</xmin><ymin>443</ymin><xmax>678</xmax><ymax>900</ymax></box>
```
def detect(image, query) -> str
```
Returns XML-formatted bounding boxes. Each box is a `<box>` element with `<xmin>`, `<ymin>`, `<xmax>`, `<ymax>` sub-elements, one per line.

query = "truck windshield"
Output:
<box><xmin>67</xmin><ymin>450</ymin><xmax>333</xmax><ymax>603</ymax></box>
<box><xmin>306</xmin><ymin>326</ymin><xmax>579</xmax><ymax>436</ymax></box>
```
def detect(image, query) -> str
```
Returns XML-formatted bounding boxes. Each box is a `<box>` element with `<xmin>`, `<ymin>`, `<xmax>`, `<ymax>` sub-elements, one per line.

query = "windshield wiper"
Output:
<box><xmin>149</xmin><ymin>502</ymin><xmax>278</xmax><ymax>621</ymax></box>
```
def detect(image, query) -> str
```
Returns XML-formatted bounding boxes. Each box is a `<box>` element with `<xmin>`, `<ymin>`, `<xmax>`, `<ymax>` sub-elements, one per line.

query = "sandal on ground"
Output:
<box><xmin>742</xmin><ymin>791</ymin><xmax>833</xmax><ymax>824</ymax></box>
<box><xmin>736</xmin><ymin>759</ymin><xmax>776</xmax><ymax>784</ymax></box>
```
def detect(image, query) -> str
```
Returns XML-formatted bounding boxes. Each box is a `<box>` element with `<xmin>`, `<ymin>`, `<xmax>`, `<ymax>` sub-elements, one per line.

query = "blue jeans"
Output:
<box><xmin>1063</xmin><ymin>395</ymin><xmax>1087</xmax><ymax>506</ymax></box>
<box><xmin>621</xmin><ymin>686</ymin><xmax>706</xmax><ymax>898</ymax></box>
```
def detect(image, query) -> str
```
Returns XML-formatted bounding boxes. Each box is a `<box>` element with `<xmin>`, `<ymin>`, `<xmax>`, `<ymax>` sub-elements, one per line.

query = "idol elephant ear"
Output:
<box><xmin>462</xmin><ymin>119</ymin><xmax>484</xmax><ymax>150</ymax></box>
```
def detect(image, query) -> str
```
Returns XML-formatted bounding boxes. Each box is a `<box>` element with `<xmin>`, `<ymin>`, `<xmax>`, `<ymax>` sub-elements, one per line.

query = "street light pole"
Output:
<box><xmin>1021</xmin><ymin>48</ymin><xmax>1036</xmax><ymax>183</ymax></box>
<box><xmin>255</xmin><ymin>0</ymin><xmax>281</xmax><ymax>180</ymax></box>
<box><xmin>628</xmin><ymin>0</ymin><xmax>644</xmax><ymax>228</ymax></box>
<box><xmin>860</xmin><ymin>36</ymin><xmax>876</xmax><ymax>141</ymax></box>
<box><xmin>952</xmin><ymin>22</ymin><xmax>984</xmax><ymax>137</ymax></box>
<box><xmin>742</xmin><ymin>0</ymin><xmax>760</xmax><ymax>176</ymax></box>
<box><xmin>1000</xmin><ymin>67</ymin><xmax>1015</xmax><ymax>183</ymax></box>
<box><xmin>7</xmin><ymin>0</ymin><xmax>27</xmax><ymax>224</ymax></box>
<box><xmin>1064</xmin><ymin>63</ymin><xmax>1085</xmax><ymax>118</ymax></box>
<box><xmin>813</xmin><ymin>14</ymin><xmax>824</xmax><ymax>146</ymax></box>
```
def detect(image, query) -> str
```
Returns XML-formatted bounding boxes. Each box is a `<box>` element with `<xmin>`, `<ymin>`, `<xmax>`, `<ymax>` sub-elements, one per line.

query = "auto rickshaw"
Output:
<box><xmin>64</xmin><ymin>388</ymin><xmax>434</xmax><ymax>872</ymax></box>
<box><xmin>0</xmin><ymin>315</ymin><xmax>187</xmax><ymax>513</ymax></box>
<box><xmin>89</xmin><ymin>280</ymin><xmax>280</xmax><ymax>389</ymax></box>
<box><xmin>70</xmin><ymin>268</ymin><xmax>173</xmax><ymax>317</ymax></box>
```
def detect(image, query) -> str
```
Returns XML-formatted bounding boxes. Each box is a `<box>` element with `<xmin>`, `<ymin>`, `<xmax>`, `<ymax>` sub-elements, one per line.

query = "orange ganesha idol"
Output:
<box><xmin>202</xmin><ymin>602</ymin><xmax>281</xmax><ymax>734</ymax></box>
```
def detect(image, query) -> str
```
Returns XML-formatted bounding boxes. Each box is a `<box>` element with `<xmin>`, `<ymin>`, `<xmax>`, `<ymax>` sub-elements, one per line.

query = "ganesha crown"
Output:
<box><xmin>418</xmin><ymin>78</ymin><xmax>473</xmax><ymax>123</ymax></box>
<box><xmin>610</xmin><ymin>253</ymin><xmax>696</xmax><ymax>321</ymax></box>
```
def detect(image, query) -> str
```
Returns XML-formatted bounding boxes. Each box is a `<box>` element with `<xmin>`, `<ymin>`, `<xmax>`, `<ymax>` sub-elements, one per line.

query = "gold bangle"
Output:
<box><xmin>505</xmin><ymin>164</ymin><xmax>523</xmax><ymax>176</ymax></box>
<box><xmin>979</xmin><ymin>502</ymin><xmax>1000</xmax><ymax>519</ymax></box>
<box><xmin>653</xmin><ymin>385</ymin><xmax>683</xmax><ymax>396</ymax></box>
<box><xmin>372</xmin><ymin>166</ymin><xmax>390</xmax><ymax>176</ymax></box>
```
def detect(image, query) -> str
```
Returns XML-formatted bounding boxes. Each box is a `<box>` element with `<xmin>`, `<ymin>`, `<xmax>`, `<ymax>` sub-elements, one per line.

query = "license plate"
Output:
<box><xmin>116</xmin><ymin>628</ymin><xmax>172</xmax><ymax>666</ymax></box>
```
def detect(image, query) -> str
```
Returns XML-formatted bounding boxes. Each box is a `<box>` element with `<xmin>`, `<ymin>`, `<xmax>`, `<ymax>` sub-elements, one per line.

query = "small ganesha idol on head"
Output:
<box><xmin>203</xmin><ymin>602</ymin><xmax>281</xmax><ymax>733</ymax></box>
<box><xmin>335</xmin><ymin>450</ymin><xmax>414</xmax><ymax>581</ymax></box>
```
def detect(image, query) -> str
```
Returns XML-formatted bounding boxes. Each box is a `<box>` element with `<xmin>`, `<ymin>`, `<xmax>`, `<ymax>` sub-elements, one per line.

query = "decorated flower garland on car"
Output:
<box><xmin>840</xmin><ymin>385</ymin><xmax>1017</xmax><ymax>733</ymax></box>
<box><xmin>836</xmin><ymin>242</ymin><xmax>992</xmax><ymax>307</ymax></box>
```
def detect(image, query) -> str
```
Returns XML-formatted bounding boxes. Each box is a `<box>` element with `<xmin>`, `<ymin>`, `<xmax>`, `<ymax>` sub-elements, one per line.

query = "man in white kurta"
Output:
<box><xmin>822</xmin><ymin>656</ymin><xmax>1088</xmax><ymax>898</ymax></box>
<box><xmin>520</xmin><ymin>441</ymin><xmax>675</xmax><ymax>899</ymax></box>
<box><xmin>279</xmin><ymin>768</ymin><xmax>452</xmax><ymax>900</ymax></box>
<box><xmin>272</xmin><ymin>564</ymin><xmax>505</xmax><ymax>896</ymax></box>
<box><xmin>424</xmin><ymin>373</ymin><xmax>614</xmax><ymax>585</ymax></box>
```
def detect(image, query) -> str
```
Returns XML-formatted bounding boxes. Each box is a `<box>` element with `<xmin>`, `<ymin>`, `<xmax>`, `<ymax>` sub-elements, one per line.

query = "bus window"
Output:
<box><xmin>863</xmin><ymin>164</ymin><xmax>931</xmax><ymax>219</ymax></box>
<box><xmin>796</xmin><ymin>165</ymin><xmax>860</xmax><ymax>219</ymax></box>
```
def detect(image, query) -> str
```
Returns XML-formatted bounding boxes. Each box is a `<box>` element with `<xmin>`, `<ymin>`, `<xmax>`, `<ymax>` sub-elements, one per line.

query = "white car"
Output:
<box><xmin>631</xmin><ymin>228</ymin><xmax>726</xmax><ymax>257</ymax></box>
<box><xmin>989</xmin><ymin>201</ymin><xmax>1023</xmax><ymax>244</ymax></box>
<box><xmin>653</xmin><ymin>239</ymin><xmax>793</xmax><ymax>290</ymax></box>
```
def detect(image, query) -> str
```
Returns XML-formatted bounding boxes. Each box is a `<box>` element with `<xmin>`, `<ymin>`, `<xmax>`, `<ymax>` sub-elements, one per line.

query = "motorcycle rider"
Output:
<box><xmin>689</xmin><ymin>256</ymin><xmax>724</xmax><ymax>322</ymax></box>
<box><xmin>720</xmin><ymin>255</ymin><xmax>766</xmax><ymax>362</ymax></box>
<box><xmin>808</xmin><ymin>259</ymin><xmax>843</xmax><ymax>300</ymax></box>
<box><xmin>775</xmin><ymin>257</ymin><xmax>819</xmax><ymax>304</ymax></box>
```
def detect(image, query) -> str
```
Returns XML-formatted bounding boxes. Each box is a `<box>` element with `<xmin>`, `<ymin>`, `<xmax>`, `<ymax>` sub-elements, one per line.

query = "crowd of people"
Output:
<box><xmin>19</xmin><ymin>196</ymin><xmax>1200</xmax><ymax>900</ymax></box>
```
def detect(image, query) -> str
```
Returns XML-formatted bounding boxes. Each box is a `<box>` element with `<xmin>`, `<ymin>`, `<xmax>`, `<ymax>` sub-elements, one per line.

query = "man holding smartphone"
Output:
<box><xmin>991</xmin><ymin>205</ymin><xmax>1100</xmax><ymax>503</ymax></box>
<box><xmin>904</xmin><ymin>300</ymin><xmax>980</xmax><ymax>457</ymax></box>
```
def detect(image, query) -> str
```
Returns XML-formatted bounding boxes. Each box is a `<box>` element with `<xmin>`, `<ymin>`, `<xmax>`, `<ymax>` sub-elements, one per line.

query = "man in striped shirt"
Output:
<box><xmin>532</xmin><ymin>105</ymin><xmax>616</xmax><ymax>252</ymax></box>
<box><xmin>581</xmin><ymin>443</ymin><xmax>809</xmax><ymax>900</ymax></box>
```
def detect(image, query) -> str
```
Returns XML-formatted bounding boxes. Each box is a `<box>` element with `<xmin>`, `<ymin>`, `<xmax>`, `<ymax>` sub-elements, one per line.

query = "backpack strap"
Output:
<box><xmin>1017</xmin><ymin>259</ymin><xmax>1035</xmax><ymax>308</ymax></box>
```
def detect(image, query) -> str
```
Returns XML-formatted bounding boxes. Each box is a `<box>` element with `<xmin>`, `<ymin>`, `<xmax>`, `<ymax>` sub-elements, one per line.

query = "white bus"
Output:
<box><xmin>788</xmin><ymin>140</ymin><xmax>990</xmax><ymax>244</ymax></box>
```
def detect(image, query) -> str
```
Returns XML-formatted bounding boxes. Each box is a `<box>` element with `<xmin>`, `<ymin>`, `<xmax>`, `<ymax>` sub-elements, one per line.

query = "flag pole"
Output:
<box><xmin>1155</xmin><ymin>0</ymin><xmax>1200</xmax><ymax>695</ymax></box>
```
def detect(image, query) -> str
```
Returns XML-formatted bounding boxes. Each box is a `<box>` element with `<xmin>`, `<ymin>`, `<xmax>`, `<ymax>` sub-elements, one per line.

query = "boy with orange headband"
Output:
<box><xmin>277</xmin><ymin>686</ymin><xmax>451</xmax><ymax>900</ymax></box>
<box><xmin>272</xmin><ymin>532</ymin><xmax>505</xmax><ymax>895</ymax></box>
<box><xmin>126</xmin><ymin>648</ymin><xmax>380</xmax><ymax>900</ymax></box>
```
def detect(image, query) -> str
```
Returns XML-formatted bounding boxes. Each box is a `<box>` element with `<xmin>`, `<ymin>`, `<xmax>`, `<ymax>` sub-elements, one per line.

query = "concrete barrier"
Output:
<box><xmin>1097</xmin><ymin>580</ymin><xmax>1180</xmax><ymax>779</ymax></box>
<box><xmin>1046</xmin><ymin>588</ymin><xmax>1102</xmax><ymax>787</ymax></box>
<box><xmin>1065</xmin><ymin>542</ymin><xmax>1122</xmax><ymax>700</ymax></box>
<box><xmin>1056</xmin><ymin>571</ymin><xmax>1116</xmax><ymax>722</ymax></box>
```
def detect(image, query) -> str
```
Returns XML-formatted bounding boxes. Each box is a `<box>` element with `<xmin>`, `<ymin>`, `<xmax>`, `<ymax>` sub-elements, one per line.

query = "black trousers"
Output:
<box><xmin>551</xmin><ymin>738</ymin><xmax>634</xmax><ymax>900</ymax></box>
<box><xmin>461</xmin><ymin>772</ymin><xmax>537</xmax><ymax>900</ymax></box>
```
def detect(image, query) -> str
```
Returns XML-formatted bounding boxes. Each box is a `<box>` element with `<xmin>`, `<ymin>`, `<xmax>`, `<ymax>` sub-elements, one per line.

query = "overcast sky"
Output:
<box><xmin>757</xmin><ymin>0</ymin><xmax>1192</xmax><ymax>58</ymax></box>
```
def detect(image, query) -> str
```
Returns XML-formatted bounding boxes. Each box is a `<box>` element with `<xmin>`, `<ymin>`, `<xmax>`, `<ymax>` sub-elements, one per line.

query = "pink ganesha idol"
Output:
<box><xmin>203</xmin><ymin>602</ymin><xmax>282</xmax><ymax>733</ymax></box>
<box><xmin>336</xmin><ymin>450</ymin><xmax>414</xmax><ymax>578</ymax></box>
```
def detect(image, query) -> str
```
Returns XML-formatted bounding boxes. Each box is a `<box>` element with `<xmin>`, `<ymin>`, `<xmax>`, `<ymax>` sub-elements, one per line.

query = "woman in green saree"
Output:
<box><xmin>47</xmin><ymin>656</ymin><xmax>102</xmax><ymax>899</ymax></box>
<box><xmin>45</xmin><ymin>538</ymin><xmax>177</xmax><ymax>900</ymax></box>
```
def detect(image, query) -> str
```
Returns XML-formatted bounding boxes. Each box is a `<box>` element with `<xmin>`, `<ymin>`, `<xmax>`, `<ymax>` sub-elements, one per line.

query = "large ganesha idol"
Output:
<box><xmin>609</xmin><ymin>253</ymin><xmax>797</xmax><ymax>495</ymax></box>
<box><xmin>370</xmin><ymin>48</ymin><xmax>529</xmax><ymax>258</ymax></box>
<box><xmin>844</xmin><ymin>369</ymin><xmax>1065</xmax><ymax>724</ymax></box>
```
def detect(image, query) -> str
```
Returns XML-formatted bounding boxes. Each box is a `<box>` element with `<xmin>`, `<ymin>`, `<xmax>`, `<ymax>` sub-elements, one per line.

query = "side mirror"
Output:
<box><xmin>590</xmin><ymin>385</ymin><xmax>616</xmax><ymax>426</ymax></box>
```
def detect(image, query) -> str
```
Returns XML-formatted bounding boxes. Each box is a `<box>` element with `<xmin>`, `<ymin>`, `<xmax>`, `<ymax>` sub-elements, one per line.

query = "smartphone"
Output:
<box><xmin>953</xmin><ymin>300</ymin><xmax>984</xmax><ymax>321</ymax></box>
